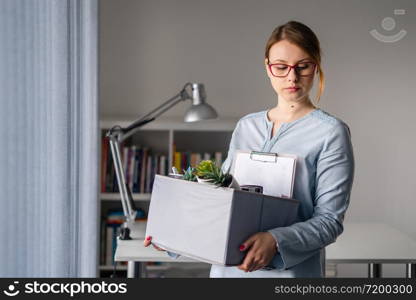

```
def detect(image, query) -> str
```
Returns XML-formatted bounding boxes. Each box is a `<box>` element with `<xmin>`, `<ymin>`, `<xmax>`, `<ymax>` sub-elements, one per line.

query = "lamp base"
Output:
<box><xmin>119</xmin><ymin>226</ymin><xmax>132</xmax><ymax>240</ymax></box>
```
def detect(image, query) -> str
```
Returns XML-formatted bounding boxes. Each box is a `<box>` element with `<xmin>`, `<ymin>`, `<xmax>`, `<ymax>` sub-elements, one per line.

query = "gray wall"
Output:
<box><xmin>100</xmin><ymin>0</ymin><xmax>416</xmax><ymax>277</ymax></box>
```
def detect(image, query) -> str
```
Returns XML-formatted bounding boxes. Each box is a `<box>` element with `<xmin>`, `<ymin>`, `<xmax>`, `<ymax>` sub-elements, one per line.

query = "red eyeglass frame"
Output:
<box><xmin>267</xmin><ymin>61</ymin><xmax>317</xmax><ymax>78</ymax></box>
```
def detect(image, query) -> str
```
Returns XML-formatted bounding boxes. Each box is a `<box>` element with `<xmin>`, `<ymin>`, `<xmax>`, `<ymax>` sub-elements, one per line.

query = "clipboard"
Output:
<box><xmin>230</xmin><ymin>150</ymin><xmax>297</xmax><ymax>199</ymax></box>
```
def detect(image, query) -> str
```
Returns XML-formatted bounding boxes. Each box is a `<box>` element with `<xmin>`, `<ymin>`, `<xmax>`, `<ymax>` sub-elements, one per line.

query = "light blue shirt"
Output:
<box><xmin>169</xmin><ymin>107</ymin><xmax>355</xmax><ymax>278</ymax></box>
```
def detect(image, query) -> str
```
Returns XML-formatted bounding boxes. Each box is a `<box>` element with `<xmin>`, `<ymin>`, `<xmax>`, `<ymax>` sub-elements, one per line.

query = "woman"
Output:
<box><xmin>144</xmin><ymin>20</ymin><xmax>355</xmax><ymax>278</ymax></box>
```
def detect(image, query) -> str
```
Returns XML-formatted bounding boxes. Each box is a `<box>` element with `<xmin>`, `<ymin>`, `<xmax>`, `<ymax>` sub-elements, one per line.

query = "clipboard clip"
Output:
<box><xmin>249</xmin><ymin>151</ymin><xmax>278</xmax><ymax>163</ymax></box>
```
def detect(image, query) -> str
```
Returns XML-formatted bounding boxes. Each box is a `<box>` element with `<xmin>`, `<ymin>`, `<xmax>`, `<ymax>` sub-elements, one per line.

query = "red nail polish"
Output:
<box><xmin>146</xmin><ymin>236</ymin><xmax>152</xmax><ymax>241</ymax></box>
<box><xmin>239</xmin><ymin>244</ymin><xmax>245</xmax><ymax>251</ymax></box>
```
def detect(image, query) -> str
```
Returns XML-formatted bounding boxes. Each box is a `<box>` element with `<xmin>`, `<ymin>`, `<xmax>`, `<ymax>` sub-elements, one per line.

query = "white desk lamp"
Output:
<box><xmin>106</xmin><ymin>83</ymin><xmax>218</xmax><ymax>240</ymax></box>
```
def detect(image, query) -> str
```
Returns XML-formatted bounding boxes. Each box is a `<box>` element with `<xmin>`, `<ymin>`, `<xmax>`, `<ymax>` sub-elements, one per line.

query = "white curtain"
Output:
<box><xmin>0</xmin><ymin>0</ymin><xmax>99</xmax><ymax>277</ymax></box>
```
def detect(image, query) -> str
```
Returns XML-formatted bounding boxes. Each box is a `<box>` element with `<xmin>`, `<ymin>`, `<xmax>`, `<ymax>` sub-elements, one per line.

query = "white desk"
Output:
<box><xmin>326</xmin><ymin>222</ymin><xmax>416</xmax><ymax>277</ymax></box>
<box><xmin>115</xmin><ymin>221</ymin><xmax>416</xmax><ymax>278</ymax></box>
<box><xmin>115</xmin><ymin>222</ymin><xmax>200</xmax><ymax>277</ymax></box>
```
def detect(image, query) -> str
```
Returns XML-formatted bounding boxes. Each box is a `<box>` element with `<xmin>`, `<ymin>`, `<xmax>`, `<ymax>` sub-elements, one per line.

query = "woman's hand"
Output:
<box><xmin>143</xmin><ymin>236</ymin><xmax>166</xmax><ymax>251</ymax></box>
<box><xmin>237</xmin><ymin>232</ymin><xmax>278</xmax><ymax>272</ymax></box>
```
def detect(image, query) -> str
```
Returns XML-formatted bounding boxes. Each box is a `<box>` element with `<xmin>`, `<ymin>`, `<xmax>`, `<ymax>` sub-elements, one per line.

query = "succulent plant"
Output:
<box><xmin>194</xmin><ymin>160</ymin><xmax>233</xmax><ymax>187</ymax></box>
<box><xmin>182</xmin><ymin>166</ymin><xmax>197</xmax><ymax>182</ymax></box>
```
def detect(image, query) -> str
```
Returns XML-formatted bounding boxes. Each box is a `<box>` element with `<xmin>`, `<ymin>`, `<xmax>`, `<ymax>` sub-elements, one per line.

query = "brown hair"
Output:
<box><xmin>265</xmin><ymin>21</ymin><xmax>325</xmax><ymax>103</ymax></box>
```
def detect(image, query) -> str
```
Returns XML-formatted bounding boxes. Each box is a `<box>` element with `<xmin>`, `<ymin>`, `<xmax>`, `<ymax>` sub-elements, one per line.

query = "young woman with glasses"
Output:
<box><xmin>145</xmin><ymin>20</ymin><xmax>355</xmax><ymax>278</ymax></box>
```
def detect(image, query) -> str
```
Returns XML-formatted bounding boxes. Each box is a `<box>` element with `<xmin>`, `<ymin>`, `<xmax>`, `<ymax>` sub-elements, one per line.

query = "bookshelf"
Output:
<box><xmin>100</xmin><ymin>193</ymin><xmax>151</xmax><ymax>201</ymax></box>
<box><xmin>99</xmin><ymin>116</ymin><xmax>238</xmax><ymax>277</ymax></box>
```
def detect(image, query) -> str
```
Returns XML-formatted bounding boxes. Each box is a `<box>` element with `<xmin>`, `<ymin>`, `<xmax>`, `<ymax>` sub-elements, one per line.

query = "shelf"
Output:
<box><xmin>99</xmin><ymin>263</ymin><xmax>209</xmax><ymax>272</ymax></box>
<box><xmin>100</xmin><ymin>116</ymin><xmax>238</xmax><ymax>131</ymax></box>
<box><xmin>99</xmin><ymin>264</ymin><xmax>170</xmax><ymax>271</ymax></box>
<box><xmin>146</xmin><ymin>265</ymin><xmax>171</xmax><ymax>271</ymax></box>
<box><xmin>101</xmin><ymin>193</ymin><xmax>151</xmax><ymax>201</ymax></box>
<box><xmin>100</xmin><ymin>265</ymin><xmax>127</xmax><ymax>271</ymax></box>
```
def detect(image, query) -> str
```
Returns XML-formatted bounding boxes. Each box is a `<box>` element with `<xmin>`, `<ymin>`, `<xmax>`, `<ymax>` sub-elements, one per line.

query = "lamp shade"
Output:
<box><xmin>184</xmin><ymin>103</ymin><xmax>218</xmax><ymax>122</ymax></box>
<box><xmin>184</xmin><ymin>83</ymin><xmax>218</xmax><ymax>122</ymax></box>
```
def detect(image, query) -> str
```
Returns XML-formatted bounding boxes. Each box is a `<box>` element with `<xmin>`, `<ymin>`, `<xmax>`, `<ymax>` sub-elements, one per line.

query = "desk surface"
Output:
<box><xmin>115</xmin><ymin>221</ymin><xmax>416</xmax><ymax>264</ymax></box>
<box><xmin>115</xmin><ymin>221</ymin><xmax>197</xmax><ymax>263</ymax></box>
<box><xmin>326</xmin><ymin>222</ymin><xmax>416</xmax><ymax>263</ymax></box>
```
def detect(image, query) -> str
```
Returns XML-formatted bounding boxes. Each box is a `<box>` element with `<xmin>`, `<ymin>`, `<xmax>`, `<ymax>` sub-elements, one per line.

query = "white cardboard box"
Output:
<box><xmin>145</xmin><ymin>175</ymin><xmax>299</xmax><ymax>265</ymax></box>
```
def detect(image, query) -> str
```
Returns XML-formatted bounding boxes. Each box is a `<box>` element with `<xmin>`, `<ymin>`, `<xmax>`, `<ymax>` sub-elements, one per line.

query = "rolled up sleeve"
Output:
<box><xmin>267</xmin><ymin>122</ymin><xmax>355</xmax><ymax>270</ymax></box>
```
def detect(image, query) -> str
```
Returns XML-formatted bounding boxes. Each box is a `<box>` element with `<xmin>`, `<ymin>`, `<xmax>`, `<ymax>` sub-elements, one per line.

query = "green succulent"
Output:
<box><xmin>194</xmin><ymin>160</ymin><xmax>232</xmax><ymax>187</ymax></box>
<box><xmin>182</xmin><ymin>166</ymin><xmax>197</xmax><ymax>182</ymax></box>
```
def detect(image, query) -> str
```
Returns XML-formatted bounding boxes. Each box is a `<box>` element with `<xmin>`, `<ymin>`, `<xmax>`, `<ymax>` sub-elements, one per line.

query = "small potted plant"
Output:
<box><xmin>182</xmin><ymin>166</ymin><xmax>197</xmax><ymax>182</ymax></box>
<box><xmin>191</xmin><ymin>160</ymin><xmax>240</xmax><ymax>189</ymax></box>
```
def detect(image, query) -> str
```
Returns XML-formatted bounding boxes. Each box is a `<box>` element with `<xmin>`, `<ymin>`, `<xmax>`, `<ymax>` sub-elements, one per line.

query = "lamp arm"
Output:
<box><xmin>108</xmin><ymin>136</ymin><xmax>137</xmax><ymax>225</ymax></box>
<box><xmin>120</xmin><ymin>82</ymin><xmax>192</xmax><ymax>141</ymax></box>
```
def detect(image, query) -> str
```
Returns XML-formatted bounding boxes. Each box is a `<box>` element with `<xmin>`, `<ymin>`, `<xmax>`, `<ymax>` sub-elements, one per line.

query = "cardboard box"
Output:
<box><xmin>145</xmin><ymin>175</ymin><xmax>299</xmax><ymax>265</ymax></box>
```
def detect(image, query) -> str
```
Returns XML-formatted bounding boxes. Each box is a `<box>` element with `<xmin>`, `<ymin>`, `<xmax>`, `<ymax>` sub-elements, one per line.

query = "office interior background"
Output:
<box><xmin>0</xmin><ymin>0</ymin><xmax>415</xmax><ymax>277</ymax></box>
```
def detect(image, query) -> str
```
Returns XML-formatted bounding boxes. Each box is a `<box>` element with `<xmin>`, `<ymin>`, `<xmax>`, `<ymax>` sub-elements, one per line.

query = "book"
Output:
<box><xmin>128</xmin><ymin>145</ymin><xmax>136</xmax><ymax>191</ymax></box>
<box><xmin>140</xmin><ymin>148</ymin><xmax>148</xmax><ymax>193</ymax></box>
<box><xmin>101</xmin><ymin>137</ymin><xmax>109</xmax><ymax>192</ymax></box>
<box><xmin>183</xmin><ymin>151</ymin><xmax>186</xmax><ymax>171</ymax></box>
<box><xmin>100</xmin><ymin>219</ymin><xmax>106</xmax><ymax>265</ymax></box>
<box><xmin>174</xmin><ymin>151</ymin><xmax>181</xmax><ymax>173</ymax></box>
<box><xmin>105</xmin><ymin>210</ymin><xmax>124</xmax><ymax>265</ymax></box>
<box><xmin>195</xmin><ymin>153</ymin><xmax>202</xmax><ymax>166</ymax></box>
<box><xmin>132</xmin><ymin>147</ymin><xmax>142</xmax><ymax>193</ymax></box>
<box><xmin>105</xmin><ymin>226</ymin><xmax>114</xmax><ymax>265</ymax></box>
<box><xmin>146</xmin><ymin>150</ymin><xmax>152</xmax><ymax>193</ymax></box>
<box><xmin>107</xmin><ymin>152</ymin><xmax>115</xmax><ymax>192</ymax></box>
<box><xmin>160</xmin><ymin>155</ymin><xmax>166</xmax><ymax>176</ymax></box>
<box><xmin>203</xmin><ymin>152</ymin><xmax>211</xmax><ymax>161</ymax></box>
<box><xmin>123</xmin><ymin>145</ymin><xmax>129</xmax><ymax>189</ymax></box>
<box><xmin>214</xmin><ymin>151</ymin><xmax>222</xmax><ymax>167</ymax></box>
<box><xmin>149</xmin><ymin>154</ymin><xmax>157</xmax><ymax>192</ymax></box>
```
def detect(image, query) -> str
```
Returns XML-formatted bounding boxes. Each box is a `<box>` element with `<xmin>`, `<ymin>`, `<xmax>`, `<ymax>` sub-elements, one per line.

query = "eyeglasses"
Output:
<box><xmin>267</xmin><ymin>61</ymin><xmax>316</xmax><ymax>78</ymax></box>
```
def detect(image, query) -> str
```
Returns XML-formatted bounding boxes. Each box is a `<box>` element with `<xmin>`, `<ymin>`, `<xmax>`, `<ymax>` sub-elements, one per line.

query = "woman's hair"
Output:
<box><xmin>265</xmin><ymin>20</ymin><xmax>325</xmax><ymax>103</ymax></box>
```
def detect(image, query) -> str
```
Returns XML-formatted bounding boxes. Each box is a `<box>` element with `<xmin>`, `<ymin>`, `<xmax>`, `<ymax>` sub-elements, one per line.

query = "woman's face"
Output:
<box><xmin>265</xmin><ymin>40</ymin><xmax>316</xmax><ymax>103</ymax></box>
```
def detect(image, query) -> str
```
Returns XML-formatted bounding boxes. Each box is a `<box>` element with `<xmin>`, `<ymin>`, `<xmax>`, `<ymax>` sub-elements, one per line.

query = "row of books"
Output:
<box><xmin>172</xmin><ymin>149</ymin><xmax>223</xmax><ymax>174</ymax></box>
<box><xmin>101</xmin><ymin>137</ymin><xmax>169</xmax><ymax>193</ymax></box>
<box><xmin>101</xmin><ymin>137</ymin><xmax>226</xmax><ymax>193</ymax></box>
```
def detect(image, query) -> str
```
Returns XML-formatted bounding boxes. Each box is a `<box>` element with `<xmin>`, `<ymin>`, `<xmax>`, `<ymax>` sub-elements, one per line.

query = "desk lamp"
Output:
<box><xmin>106</xmin><ymin>83</ymin><xmax>218</xmax><ymax>240</ymax></box>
